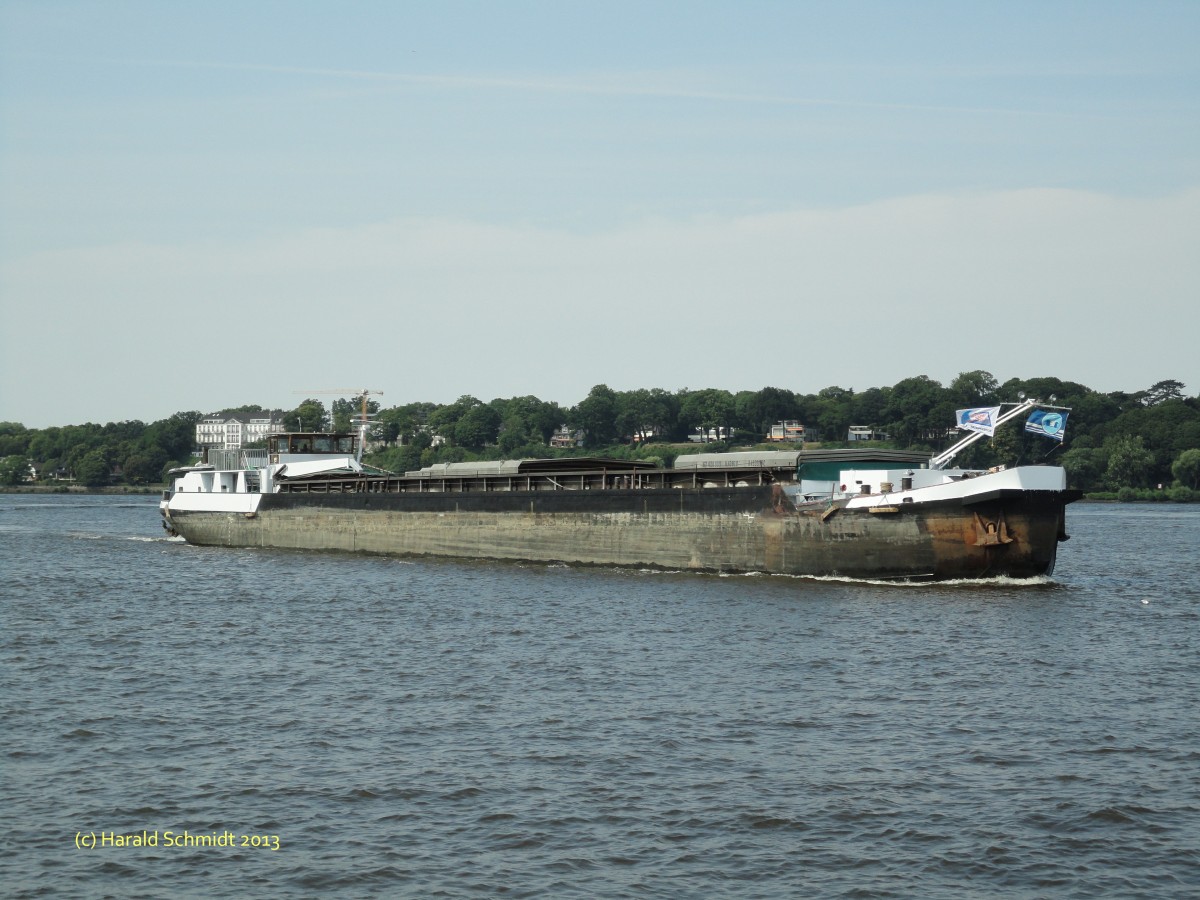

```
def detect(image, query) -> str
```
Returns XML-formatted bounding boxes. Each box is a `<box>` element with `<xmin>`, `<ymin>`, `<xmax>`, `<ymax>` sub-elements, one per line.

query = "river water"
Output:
<box><xmin>1</xmin><ymin>496</ymin><xmax>1197</xmax><ymax>898</ymax></box>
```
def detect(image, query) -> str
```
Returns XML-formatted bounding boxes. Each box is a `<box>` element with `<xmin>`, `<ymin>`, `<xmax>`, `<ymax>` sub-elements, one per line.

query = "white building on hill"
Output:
<box><xmin>196</xmin><ymin>410</ymin><xmax>287</xmax><ymax>450</ymax></box>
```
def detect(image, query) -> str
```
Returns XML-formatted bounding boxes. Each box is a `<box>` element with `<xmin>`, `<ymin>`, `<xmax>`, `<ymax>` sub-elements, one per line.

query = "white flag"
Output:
<box><xmin>955</xmin><ymin>407</ymin><xmax>1001</xmax><ymax>436</ymax></box>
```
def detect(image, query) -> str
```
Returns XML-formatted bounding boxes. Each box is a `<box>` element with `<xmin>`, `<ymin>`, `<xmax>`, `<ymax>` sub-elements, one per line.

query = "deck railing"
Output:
<box><xmin>277</xmin><ymin>464</ymin><xmax>793</xmax><ymax>494</ymax></box>
<box><xmin>207</xmin><ymin>448</ymin><xmax>271</xmax><ymax>471</ymax></box>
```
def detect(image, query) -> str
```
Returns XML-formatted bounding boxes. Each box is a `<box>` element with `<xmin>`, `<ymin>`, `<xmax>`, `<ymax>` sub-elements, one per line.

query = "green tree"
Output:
<box><xmin>122</xmin><ymin>449</ymin><xmax>168</xmax><ymax>485</ymax></box>
<box><xmin>370</xmin><ymin>444</ymin><xmax>425</xmax><ymax>475</ymax></box>
<box><xmin>0</xmin><ymin>455</ymin><xmax>28</xmax><ymax>485</ymax></box>
<box><xmin>377</xmin><ymin>402</ymin><xmax>437</xmax><ymax>446</ymax></box>
<box><xmin>102</xmin><ymin>420</ymin><xmax>145</xmax><ymax>444</ymax></box>
<box><xmin>424</xmin><ymin>445</ymin><xmax>469</xmax><ymax>466</ymax></box>
<box><xmin>988</xmin><ymin>421</ymin><xmax>1024</xmax><ymax>467</ymax></box>
<box><xmin>496</xmin><ymin>416</ymin><xmax>534</xmax><ymax>455</ymax></box>
<box><xmin>28</xmin><ymin>428</ymin><xmax>61</xmax><ymax>463</ymax></box>
<box><xmin>455</xmin><ymin>404</ymin><xmax>502</xmax><ymax>451</ymax></box>
<box><xmin>644</xmin><ymin>388</ymin><xmax>679</xmax><ymax>440</ymax></box>
<box><xmin>331</xmin><ymin>398</ymin><xmax>354</xmax><ymax>433</ymax></box>
<box><xmin>1104</xmin><ymin>435</ymin><xmax>1154</xmax><ymax>489</ymax></box>
<box><xmin>1138</xmin><ymin>379</ymin><xmax>1186</xmax><ymax>406</ymax></box>
<box><xmin>1061</xmin><ymin>446</ymin><xmax>1107</xmax><ymax>492</ymax></box>
<box><xmin>739</xmin><ymin>386</ymin><xmax>799</xmax><ymax>438</ymax></box>
<box><xmin>490</xmin><ymin>396</ymin><xmax>565</xmax><ymax>444</ymax></box>
<box><xmin>572</xmin><ymin>384</ymin><xmax>619</xmax><ymax>447</ymax></box>
<box><xmin>1094</xmin><ymin>398</ymin><xmax>1199</xmax><ymax>485</ymax></box>
<box><xmin>1070</xmin><ymin>391</ymin><xmax>1123</xmax><ymax>445</ymax></box>
<box><xmin>287</xmin><ymin>399</ymin><xmax>329</xmax><ymax>432</ymax></box>
<box><xmin>75</xmin><ymin>449</ymin><xmax>111</xmax><ymax>486</ymax></box>
<box><xmin>881</xmin><ymin>376</ymin><xmax>946</xmax><ymax>447</ymax></box>
<box><xmin>999</xmin><ymin>376</ymin><xmax>1089</xmax><ymax>407</ymax></box>
<box><xmin>1172</xmin><ymin>448</ymin><xmax>1200</xmax><ymax>490</ymax></box>
<box><xmin>428</xmin><ymin>396</ymin><xmax>484</xmax><ymax>446</ymax></box>
<box><xmin>331</xmin><ymin>396</ymin><xmax>381</xmax><ymax>433</ymax></box>
<box><xmin>678</xmin><ymin>389</ymin><xmax>735</xmax><ymax>442</ymax></box>
<box><xmin>849</xmin><ymin>387</ymin><xmax>890</xmax><ymax>434</ymax></box>
<box><xmin>141</xmin><ymin>411</ymin><xmax>202</xmax><ymax>464</ymax></box>
<box><xmin>949</xmin><ymin>370</ymin><xmax>999</xmax><ymax>405</ymax></box>
<box><xmin>616</xmin><ymin>388</ymin><xmax>677</xmax><ymax>444</ymax></box>
<box><xmin>0</xmin><ymin>423</ymin><xmax>30</xmax><ymax>458</ymax></box>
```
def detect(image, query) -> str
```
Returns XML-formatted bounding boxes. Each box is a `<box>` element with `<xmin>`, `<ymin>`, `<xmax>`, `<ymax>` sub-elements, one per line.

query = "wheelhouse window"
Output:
<box><xmin>268</xmin><ymin>433</ymin><xmax>357</xmax><ymax>455</ymax></box>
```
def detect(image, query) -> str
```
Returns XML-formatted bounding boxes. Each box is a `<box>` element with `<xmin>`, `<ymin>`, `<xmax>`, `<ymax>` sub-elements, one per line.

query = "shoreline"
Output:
<box><xmin>0</xmin><ymin>485</ymin><xmax>163</xmax><ymax>495</ymax></box>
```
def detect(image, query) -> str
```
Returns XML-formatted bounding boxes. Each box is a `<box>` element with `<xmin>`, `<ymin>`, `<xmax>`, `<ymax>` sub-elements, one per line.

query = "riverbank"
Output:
<box><xmin>1084</xmin><ymin>487</ymin><xmax>1198</xmax><ymax>502</ymax></box>
<box><xmin>0</xmin><ymin>484</ymin><xmax>163</xmax><ymax>495</ymax></box>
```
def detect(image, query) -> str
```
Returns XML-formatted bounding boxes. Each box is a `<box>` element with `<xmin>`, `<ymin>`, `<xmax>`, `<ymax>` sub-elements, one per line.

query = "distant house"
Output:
<box><xmin>766</xmin><ymin>420</ymin><xmax>805</xmax><ymax>442</ymax></box>
<box><xmin>196</xmin><ymin>410</ymin><xmax>288</xmax><ymax>451</ymax></box>
<box><xmin>631</xmin><ymin>428</ymin><xmax>659</xmax><ymax>443</ymax></box>
<box><xmin>550</xmin><ymin>425</ymin><xmax>584</xmax><ymax>449</ymax></box>
<box><xmin>848</xmin><ymin>425</ymin><xmax>890</xmax><ymax>442</ymax></box>
<box><xmin>687</xmin><ymin>427</ymin><xmax>731</xmax><ymax>443</ymax></box>
<box><xmin>426</xmin><ymin>426</ymin><xmax>447</xmax><ymax>449</ymax></box>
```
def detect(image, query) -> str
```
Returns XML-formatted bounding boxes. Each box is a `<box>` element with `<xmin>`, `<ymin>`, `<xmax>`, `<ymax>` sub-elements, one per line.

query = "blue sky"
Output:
<box><xmin>2</xmin><ymin>1</ymin><xmax>1197</xmax><ymax>427</ymax></box>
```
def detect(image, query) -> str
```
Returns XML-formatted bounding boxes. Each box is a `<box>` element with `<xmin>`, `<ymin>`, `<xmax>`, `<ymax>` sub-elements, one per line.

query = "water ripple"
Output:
<box><xmin>1</xmin><ymin>497</ymin><xmax>1198</xmax><ymax>898</ymax></box>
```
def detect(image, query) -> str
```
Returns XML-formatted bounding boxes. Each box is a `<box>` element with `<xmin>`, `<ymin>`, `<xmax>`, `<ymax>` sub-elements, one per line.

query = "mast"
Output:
<box><xmin>930</xmin><ymin>396</ymin><xmax>1070</xmax><ymax>470</ymax></box>
<box><xmin>350</xmin><ymin>391</ymin><xmax>378</xmax><ymax>463</ymax></box>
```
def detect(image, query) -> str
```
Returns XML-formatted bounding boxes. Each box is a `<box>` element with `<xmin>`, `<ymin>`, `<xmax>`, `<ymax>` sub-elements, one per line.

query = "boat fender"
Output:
<box><xmin>820</xmin><ymin>502</ymin><xmax>844</xmax><ymax>522</ymax></box>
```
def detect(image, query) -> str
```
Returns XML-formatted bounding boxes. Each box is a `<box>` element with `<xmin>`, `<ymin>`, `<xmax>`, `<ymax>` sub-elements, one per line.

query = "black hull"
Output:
<box><xmin>166</xmin><ymin>484</ymin><xmax>1075</xmax><ymax>581</ymax></box>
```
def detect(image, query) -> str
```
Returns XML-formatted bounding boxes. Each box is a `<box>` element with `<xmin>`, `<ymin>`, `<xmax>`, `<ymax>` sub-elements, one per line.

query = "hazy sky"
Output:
<box><xmin>2</xmin><ymin>1</ymin><xmax>1197</xmax><ymax>428</ymax></box>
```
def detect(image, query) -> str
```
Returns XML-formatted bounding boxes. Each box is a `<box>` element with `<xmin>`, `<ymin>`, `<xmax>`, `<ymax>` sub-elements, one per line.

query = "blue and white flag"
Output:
<box><xmin>1025</xmin><ymin>410</ymin><xmax>1068</xmax><ymax>442</ymax></box>
<box><xmin>956</xmin><ymin>407</ymin><xmax>1001</xmax><ymax>436</ymax></box>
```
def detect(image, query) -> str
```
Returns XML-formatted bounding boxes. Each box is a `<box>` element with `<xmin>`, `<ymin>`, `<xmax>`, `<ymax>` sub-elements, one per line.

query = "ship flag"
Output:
<box><xmin>1025</xmin><ymin>410</ymin><xmax>1069</xmax><ymax>442</ymax></box>
<box><xmin>955</xmin><ymin>407</ymin><xmax>1001</xmax><ymax>436</ymax></box>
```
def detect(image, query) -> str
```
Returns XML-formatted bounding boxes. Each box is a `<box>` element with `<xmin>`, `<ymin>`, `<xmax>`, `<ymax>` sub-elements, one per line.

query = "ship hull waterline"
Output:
<box><xmin>164</xmin><ymin>485</ymin><xmax>1072</xmax><ymax>581</ymax></box>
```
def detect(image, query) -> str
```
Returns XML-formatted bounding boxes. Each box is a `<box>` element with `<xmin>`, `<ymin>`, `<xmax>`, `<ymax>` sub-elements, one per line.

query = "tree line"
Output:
<box><xmin>2</xmin><ymin>373</ymin><xmax>1198</xmax><ymax>497</ymax></box>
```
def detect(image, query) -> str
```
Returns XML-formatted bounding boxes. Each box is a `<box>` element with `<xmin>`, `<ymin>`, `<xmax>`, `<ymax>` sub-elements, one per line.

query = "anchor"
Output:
<box><xmin>973</xmin><ymin>512</ymin><xmax>1014</xmax><ymax>547</ymax></box>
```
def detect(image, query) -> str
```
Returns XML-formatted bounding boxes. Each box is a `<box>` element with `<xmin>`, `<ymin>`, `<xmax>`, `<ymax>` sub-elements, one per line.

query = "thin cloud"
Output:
<box><xmin>21</xmin><ymin>52</ymin><xmax>1117</xmax><ymax>119</ymax></box>
<box><xmin>4</xmin><ymin>188</ymin><xmax>1197</xmax><ymax>426</ymax></box>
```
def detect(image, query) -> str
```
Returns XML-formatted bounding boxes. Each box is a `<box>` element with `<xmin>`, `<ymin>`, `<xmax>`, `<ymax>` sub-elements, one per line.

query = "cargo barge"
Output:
<box><xmin>161</xmin><ymin>399</ymin><xmax>1080</xmax><ymax>581</ymax></box>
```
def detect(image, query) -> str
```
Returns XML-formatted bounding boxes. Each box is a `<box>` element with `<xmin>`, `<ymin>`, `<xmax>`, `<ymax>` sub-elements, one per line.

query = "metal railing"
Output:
<box><xmin>208</xmin><ymin>448</ymin><xmax>271</xmax><ymax>471</ymax></box>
